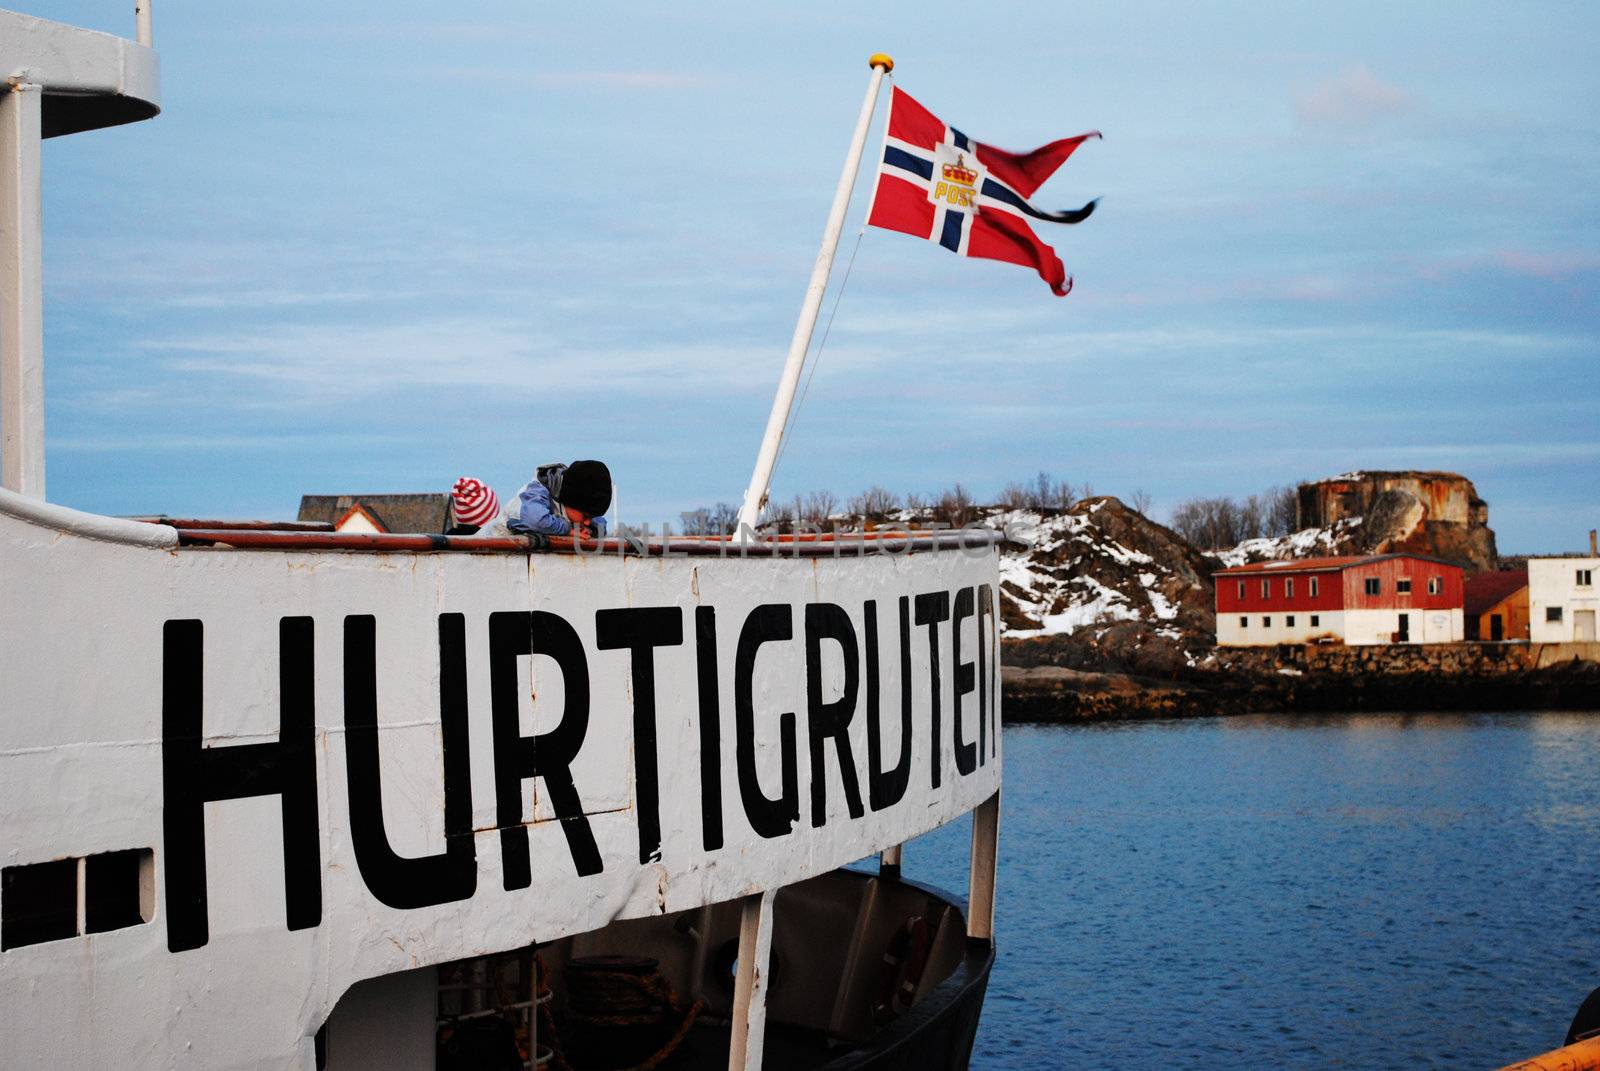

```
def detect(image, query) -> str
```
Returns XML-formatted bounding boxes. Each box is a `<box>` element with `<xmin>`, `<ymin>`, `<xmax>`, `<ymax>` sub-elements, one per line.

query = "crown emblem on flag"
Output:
<box><xmin>941</xmin><ymin>153</ymin><xmax>977</xmax><ymax>185</ymax></box>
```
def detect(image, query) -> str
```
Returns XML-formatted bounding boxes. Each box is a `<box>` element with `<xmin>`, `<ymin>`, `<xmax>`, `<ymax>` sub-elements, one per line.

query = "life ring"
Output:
<box><xmin>870</xmin><ymin>914</ymin><xmax>931</xmax><ymax>1023</ymax></box>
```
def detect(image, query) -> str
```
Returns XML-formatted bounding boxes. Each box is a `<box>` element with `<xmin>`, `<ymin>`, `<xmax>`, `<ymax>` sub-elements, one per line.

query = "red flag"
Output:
<box><xmin>865</xmin><ymin>87</ymin><xmax>1099</xmax><ymax>296</ymax></box>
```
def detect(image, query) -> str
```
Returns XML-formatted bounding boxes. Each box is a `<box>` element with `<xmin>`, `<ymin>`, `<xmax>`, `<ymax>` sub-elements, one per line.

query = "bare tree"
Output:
<box><xmin>1239</xmin><ymin>494</ymin><xmax>1266</xmax><ymax>541</ymax></box>
<box><xmin>680</xmin><ymin>502</ymin><xmax>739</xmax><ymax>535</ymax></box>
<box><xmin>1267</xmin><ymin>485</ymin><xmax>1298</xmax><ymax>535</ymax></box>
<box><xmin>1170</xmin><ymin>496</ymin><xmax>1245</xmax><ymax>549</ymax></box>
<box><xmin>1006</xmin><ymin>471</ymin><xmax>1075</xmax><ymax>510</ymax></box>
<box><xmin>998</xmin><ymin>481</ymin><xmax>1031</xmax><ymax>510</ymax></box>
<box><xmin>1031</xmin><ymin>471</ymin><xmax>1054</xmax><ymax>508</ymax></box>
<box><xmin>801</xmin><ymin>490</ymin><xmax>839</xmax><ymax>524</ymax></box>
<box><xmin>934</xmin><ymin>483</ymin><xmax>974</xmax><ymax>527</ymax></box>
<box><xmin>1036</xmin><ymin>471</ymin><xmax>1074</xmax><ymax>510</ymax></box>
<box><xmin>679</xmin><ymin>507</ymin><xmax>713</xmax><ymax>535</ymax></box>
<box><xmin>1170</xmin><ymin>483</ymin><xmax>1304</xmax><ymax>548</ymax></box>
<box><xmin>1129</xmin><ymin>488</ymin><xmax>1154</xmax><ymax>515</ymax></box>
<box><xmin>848</xmin><ymin>486</ymin><xmax>900</xmax><ymax>518</ymax></box>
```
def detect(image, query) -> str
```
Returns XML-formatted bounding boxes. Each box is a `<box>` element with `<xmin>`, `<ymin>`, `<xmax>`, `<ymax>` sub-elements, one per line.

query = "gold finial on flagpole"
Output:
<box><xmin>869</xmin><ymin>53</ymin><xmax>894</xmax><ymax>72</ymax></box>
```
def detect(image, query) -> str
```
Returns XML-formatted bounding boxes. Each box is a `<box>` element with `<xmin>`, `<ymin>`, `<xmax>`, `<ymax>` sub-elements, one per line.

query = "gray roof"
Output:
<box><xmin>297</xmin><ymin>494</ymin><xmax>452</xmax><ymax>534</ymax></box>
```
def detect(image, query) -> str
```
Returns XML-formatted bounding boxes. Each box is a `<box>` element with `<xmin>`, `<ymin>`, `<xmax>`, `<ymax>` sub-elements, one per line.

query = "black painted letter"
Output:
<box><xmin>951</xmin><ymin>587</ymin><xmax>978</xmax><ymax>776</ymax></box>
<box><xmin>978</xmin><ymin>584</ymin><xmax>997</xmax><ymax>762</ymax></box>
<box><xmin>865</xmin><ymin>598</ymin><xmax>913</xmax><ymax>811</ymax></box>
<box><xmin>695</xmin><ymin>607</ymin><xmax>725</xmax><ymax>851</ymax></box>
<box><xmin>490</xmin><ymin>611</ymin><xmax>601</xmax><ymax>885</ymax></box>
<box><xmin>162</xmin><ymin>618</ymin><xmax>321</xmax><ymax>953</ymax></box>
<box><xmin>913</xmin><ymin>591</ymin><xmax>951</xmax><ymax>789</ymax></box>
<box><xmin>734</xmin><ymin>605</ymin><xmax>799</xmax><ymax>838</ymax></box>
<box><xmin>595</xmin><ymin>607</ymin><xmax>684</xmax><ymax>864</ymax></box>
<box><xmin>343</xmin><ymin>614</ymin><xmax>476</xmax><ymax>909</ymax></box>
<box><xmin>805</xmin><ymin>603</ymin><xmax>864</xmax><ymax>826</ymax></box>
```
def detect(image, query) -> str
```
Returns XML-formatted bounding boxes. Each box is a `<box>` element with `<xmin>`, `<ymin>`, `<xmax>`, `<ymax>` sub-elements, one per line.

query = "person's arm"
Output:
<box><xmin>506</xmin><ymin>480</ymin><xmax>573</xmax><ymax>536</ymax></box>
<box><xmin>592</xmin><ymin>516</ymin><xmax>607</xmax><ymax>537</ymax></box>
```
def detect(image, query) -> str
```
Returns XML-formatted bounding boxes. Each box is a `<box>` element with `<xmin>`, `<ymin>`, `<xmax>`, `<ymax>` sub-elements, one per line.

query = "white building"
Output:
<box><xmin>1529</xmin><ymin>556</ymin><xmax>1600</xmax><ymax>643</ymax></box>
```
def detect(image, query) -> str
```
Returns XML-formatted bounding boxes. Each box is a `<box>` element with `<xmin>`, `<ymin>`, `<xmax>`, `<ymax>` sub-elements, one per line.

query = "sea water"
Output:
<box><xmin>910</xmin><ymin>713</ymin><xmax>1600</xmax><ymax>1069</ymax></box>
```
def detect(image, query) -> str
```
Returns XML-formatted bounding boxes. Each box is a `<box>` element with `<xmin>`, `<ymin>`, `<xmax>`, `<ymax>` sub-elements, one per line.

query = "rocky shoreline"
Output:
<box><xmin>1001</xmin><ymin>639</ymin><xmax>1600</xmax><ymax>722</ymax></box>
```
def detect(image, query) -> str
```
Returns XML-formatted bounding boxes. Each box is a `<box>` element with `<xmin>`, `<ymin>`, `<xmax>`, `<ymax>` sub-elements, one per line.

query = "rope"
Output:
<box><xmin>535</xmin><ymin>955</ymin><xmax>571</xmax><ymax>1071</ymax></box>
<box><xmin>768</xmin><ymin>225</ymin><xmax>867</xmax><ymax>512</ymax></box>
<box><xmin>555</xmin><ymin>957</ymin><xmax>706</xmax><ymax>1071</ymax></box>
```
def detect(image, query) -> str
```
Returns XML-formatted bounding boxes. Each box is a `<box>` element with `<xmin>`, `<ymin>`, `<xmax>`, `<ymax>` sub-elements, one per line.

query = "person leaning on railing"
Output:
<box><xmin>450</xmin><ymin>461</ymin><xmax>611</xmax><ymax>540</ymax></box>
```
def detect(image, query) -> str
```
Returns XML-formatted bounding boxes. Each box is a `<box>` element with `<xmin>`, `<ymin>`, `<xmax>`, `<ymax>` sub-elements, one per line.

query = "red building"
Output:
<box><xmin>1214</xmin><ymin>554</ymin><xmax>1465</xmax><ymax>646</ymax></box>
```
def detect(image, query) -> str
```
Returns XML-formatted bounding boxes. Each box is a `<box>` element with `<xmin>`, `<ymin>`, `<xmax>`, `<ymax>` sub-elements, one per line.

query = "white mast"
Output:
<box><xmin>736</xmin><ymin>53</ymin><xmax>893</xmax><ymax>536</ymax></box>
<box><xmin>1</xmin><ymin>6</ymin><xmax>160</xmax><ymax>499</ymax></box>
<box><xmin>0</xmin><ymin>78</ymin><xmax>44</xmax><ymax>498</ymax></box>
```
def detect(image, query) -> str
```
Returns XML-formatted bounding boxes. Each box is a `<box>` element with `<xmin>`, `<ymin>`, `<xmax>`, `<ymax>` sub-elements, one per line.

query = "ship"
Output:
<box><xmin>0</xmin><ymin>8</ymin><xmax>1003</xmax><ymax>1070</ymax></box>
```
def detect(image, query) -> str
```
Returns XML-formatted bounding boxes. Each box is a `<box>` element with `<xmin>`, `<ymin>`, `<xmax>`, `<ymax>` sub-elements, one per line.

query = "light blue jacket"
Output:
<box><xmin>505</xmin><ymin>477</ymin><xmax>608</xmax><ymax>537</ymax></box>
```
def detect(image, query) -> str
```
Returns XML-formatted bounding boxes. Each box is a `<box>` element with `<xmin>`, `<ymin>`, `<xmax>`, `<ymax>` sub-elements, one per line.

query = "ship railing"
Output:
<box><xmin>159</xmin><ymin>525</ymin><xmax>1011</xmax><ymax>557</ymax></box>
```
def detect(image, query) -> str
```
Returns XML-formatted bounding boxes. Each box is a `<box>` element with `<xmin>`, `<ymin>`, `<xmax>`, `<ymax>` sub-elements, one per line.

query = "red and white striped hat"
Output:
<box><xmin>450</xmin><ymin>476</ymin><xmax>500</xmax><ymax>528</ymax></box>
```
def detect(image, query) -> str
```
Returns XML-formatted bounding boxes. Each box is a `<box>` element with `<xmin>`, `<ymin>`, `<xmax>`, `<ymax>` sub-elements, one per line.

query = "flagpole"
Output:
<box><xmin>736</xmin><ymin>53</ymin><xmax>893</xmax><ymax>537</ymax></box>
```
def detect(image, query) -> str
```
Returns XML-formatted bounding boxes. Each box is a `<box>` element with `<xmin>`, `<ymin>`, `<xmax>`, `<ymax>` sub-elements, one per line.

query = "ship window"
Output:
<box><xmin>1580</xmin><ymin>569</ymin><xmax>1594</xmax><ymax>587</ymax></box>
<box><xmin>1364</xmin><ymin>578</ymin><xmax>1381</xmax><ymax>596</ymax></box>
<box><xmin>1286</xmin><ymin>615</ymin><xmax>1296</xmax><ymax>627</ymax></box>
<box><xmin>1237</xmin><ymin>581</ymin><xmax>1246</xmax><ymax>599</ymax></box>
<box><xmin>1548</xmin><ymin>607</ymin><xmax>1564</xmax><ymax>622</ymax></box>
<box><xmin>84</xmin><ymin>849</ymin><xmax>153</xmax><ymax>935</ymax></box>
<box><xmin>1310</xmin><ymin>577</ymin><xmax>1320</xmax><ymax>597</ymax></box>
<box><xmin>1240</xmin><ymin>616</ymin><xmax>1248</xmax><ymax>628</ymax></box>
<box><xmin>1428</xmin><ymin>576</ymin><xmax>1442</xmax><ymax>595</ymax></box>
<box><xmin>1396</xmin><ymin>578</ymin><xmax>1412</xmax><ymax>593</ymax></box>
<box><xmin>1311</xmin><ymin>615</ymin><xmax>1321</xmax><ymax>627</ymax></box>
<box><xmin>1261</xmin><ymin>579</ymin><xmax>1270</xmax><ymax>598</ymax></box>
<box><xmin>1286</xmin><ymin>578</ymin><xmax>1295</xmax><ymax>598</ymax></box>
<box><xmin>1263</xmin><ymin>616</ymin><xmax>1272</xmax><ymax>627</ymax></box>
<box><xmin>2</xmin><ymin>859</ymin><xmax>77</xmax><ymax>949</ymax></box>
<box><xmin>1</xmin><ymin>849</ymin><xmax>154</xmax><ymax>949</ymax></box>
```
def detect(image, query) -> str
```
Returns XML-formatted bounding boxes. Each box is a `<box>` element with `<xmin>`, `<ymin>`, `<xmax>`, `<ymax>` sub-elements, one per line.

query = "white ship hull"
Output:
<box><xmin>0</xmin><ymin>493</ymin><xmax>1002</xmax><ymax>1068</ymax></box>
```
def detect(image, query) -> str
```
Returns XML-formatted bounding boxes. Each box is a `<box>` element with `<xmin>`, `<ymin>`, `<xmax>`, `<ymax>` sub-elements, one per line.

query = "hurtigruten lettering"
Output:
<box><xmin>159</xmin><ymin>588</ymin><xmax>997</xmax><ymax>952</ymax></box>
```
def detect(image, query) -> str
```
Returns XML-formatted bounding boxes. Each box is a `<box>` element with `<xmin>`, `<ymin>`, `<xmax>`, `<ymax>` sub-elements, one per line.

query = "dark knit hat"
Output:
<box><xmin>561</xmin><ymin>460</ymin><xmax>612</xmax><ymax>517</ymax></box>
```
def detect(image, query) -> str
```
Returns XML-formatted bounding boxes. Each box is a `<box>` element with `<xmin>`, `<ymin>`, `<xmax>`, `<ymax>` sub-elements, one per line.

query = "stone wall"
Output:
<box><xmin>1227</xmin><ymin>640</ymin><xmax>1598</xmax><ymax>675</ymax></box>
<box><xmin>1002</xmin><ymin>640</ymin><xmax>1600</xmax><ymax>722</ymax></box>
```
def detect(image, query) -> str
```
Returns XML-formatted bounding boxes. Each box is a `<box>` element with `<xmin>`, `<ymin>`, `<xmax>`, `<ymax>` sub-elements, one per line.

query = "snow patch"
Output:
<box><xmin>1212</xmin><ymin>518</ymin><xmax>1363</xmax><ymax>568</ymax></box>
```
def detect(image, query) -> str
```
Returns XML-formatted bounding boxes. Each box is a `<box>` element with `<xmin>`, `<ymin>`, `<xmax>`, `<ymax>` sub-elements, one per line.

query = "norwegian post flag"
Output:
<box><xmin>866</xmin><ymin>87</ymin><xmax>1099</xmax><ymax>296</ymax></box>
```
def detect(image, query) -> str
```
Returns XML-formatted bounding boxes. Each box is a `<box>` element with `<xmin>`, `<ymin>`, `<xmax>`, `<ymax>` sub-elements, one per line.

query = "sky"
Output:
<box><xmin>27</xmin><ymin>1</ymin><xmax>1600</xmax><ymax>552</ymax></box>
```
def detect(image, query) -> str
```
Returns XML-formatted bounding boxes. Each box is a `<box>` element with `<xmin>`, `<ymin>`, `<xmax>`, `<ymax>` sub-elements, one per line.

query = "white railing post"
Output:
<box><xmin>728</xmin><ymin>890</ymin><xmax>776</xmax><ymax>1071</ymax></box>
<box><xmin>1</xmin><ymin>80</ymin><xmax>45</xmax><ymax>499</ymax></box>
<box><xmin>136</xmin><ymin>0</ymin><xmax>153</xmax><ymax>46</ymax></box>
<box><xmin>967</xmin><ymin>791</ymin><xmax>999</xmax><ymax>942</ymax></box>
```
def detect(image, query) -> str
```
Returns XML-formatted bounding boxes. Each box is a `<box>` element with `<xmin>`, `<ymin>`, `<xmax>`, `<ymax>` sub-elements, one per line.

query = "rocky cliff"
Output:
<box><xmin>991</xmin><ymin>497</ymin><xmax>1217</xmax><ymax>675</ymax></box>
<box><xmin>1289</xmin><ymin>470</ymin><xmax>1498</xmax><ymax>573</ymax></box>
<box><xmin>849</xmin><ymin>470</ymin><xmax>1513</xmax><ymax>698</ymax></box>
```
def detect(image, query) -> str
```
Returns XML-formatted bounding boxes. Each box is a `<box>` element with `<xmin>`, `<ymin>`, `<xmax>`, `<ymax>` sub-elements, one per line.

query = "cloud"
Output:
<box><xmin>162</xmin><ymin>289</ymin><xmax>393</xmax><ymax>310</ymax></box>
<box><xmin>1416</xmin><ymin>249</ymin><xmax>1600</xmax><ymax>284</ymax></box>
<box><xmin>134</xmin><ymin>318</ymin><xmax>806</xmax><ymax>403</ymax></box>
<box><xmin>437</xmin><ymin>68</ymin><xmax>717</xmax><ymax>91</ymax></box>
<box><xmin>1295</xmin><ymin>66</ymin><xmax>1413</xmax><ymax>129</ymax></box>
<box><xmin>536</xmin><ymin>70</ymin><xmax>715</xmax><ymax>90</ymax></box>
<box><xmin>1494</xmin><ymin>250</ymin><xmax>1600</xmax><ymax>282</ymax></box>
